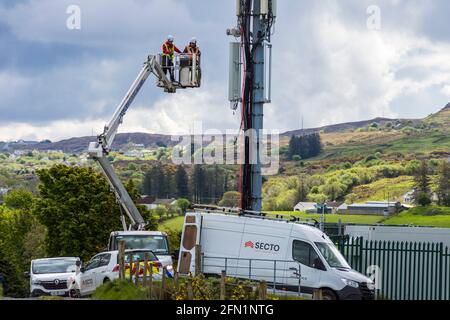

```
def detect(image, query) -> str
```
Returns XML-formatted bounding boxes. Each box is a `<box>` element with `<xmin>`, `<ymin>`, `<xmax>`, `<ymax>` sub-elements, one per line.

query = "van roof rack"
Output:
<box><xmin>191</xmin><ymin>204</ymin><xmax>319</xmax><ymax>227</ymax></box>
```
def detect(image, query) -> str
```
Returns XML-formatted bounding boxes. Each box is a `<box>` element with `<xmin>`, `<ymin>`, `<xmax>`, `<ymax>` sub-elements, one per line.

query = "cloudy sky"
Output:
<box><xmin>0</xmin><ymin>0</ymin><xmax>449</xmax><ymax>142</ymax></box>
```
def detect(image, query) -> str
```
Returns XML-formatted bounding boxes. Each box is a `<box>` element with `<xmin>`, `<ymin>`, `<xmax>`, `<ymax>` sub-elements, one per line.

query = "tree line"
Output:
<box><xmin>287</xmin><ymin>133</ymin><xmax>322</xmax><ymax>160</ymax></box>
<box><xmin>141</xmin><ymin>164</ymin><xmax>236</xmax><ymax>204</ymax></box>
<box><xmin>0</xmin><ymin>165</ymin><xmax>159</xmax><ymax>297</ymax></box>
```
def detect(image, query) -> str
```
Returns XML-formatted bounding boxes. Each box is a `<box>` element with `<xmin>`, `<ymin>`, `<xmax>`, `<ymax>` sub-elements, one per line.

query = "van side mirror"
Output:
<box><xmin>80</xmin><ymin>267</ymin><xmax>85</xmax><ymax>273</ymax></box>
<box><xmin>76</xmin><ymin>260</ymin><xmax>81</xmax><ymax>267</ymax></box>
<box><xmin>24</xmin><ymin>271</ymin><xmax>30</xmax><ymax>278</ymax></box>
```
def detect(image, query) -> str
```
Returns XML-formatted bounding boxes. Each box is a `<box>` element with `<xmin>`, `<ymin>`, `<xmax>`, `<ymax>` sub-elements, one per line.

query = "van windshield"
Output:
<box><xmin>113</xmin><ymin>235</ymin><xmax>169</xmax><ymax>255</ymax></box>
<box><xmin>32</xmin><ymin>259</ymin><xmax>77</xmax><ymax>274</ymax></box>
<box><xmin>122</xmin><ymin>251</ymin><xmax>158</xmax><ymax>263</ymax></box>
<box><xmin>315</xmin><ymin>242</ymin><xmax>350</xmax><ymax>269</ymax></box>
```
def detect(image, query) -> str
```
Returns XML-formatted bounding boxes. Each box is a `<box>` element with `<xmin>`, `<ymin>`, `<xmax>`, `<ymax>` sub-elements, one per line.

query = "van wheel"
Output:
<box><xmin>321</xmin><ymin>289</ymin><xmax>337</xmax><ymax>300</ymax></box>
<box><xmin>103</xmin><ymin>278</ymin><xmax>110</xmax><ymax>284</ymax></box>
<box><xmin>69</xmin><ymin>289</ymin><xmax>81</xmax><ymax>298</ymax></box>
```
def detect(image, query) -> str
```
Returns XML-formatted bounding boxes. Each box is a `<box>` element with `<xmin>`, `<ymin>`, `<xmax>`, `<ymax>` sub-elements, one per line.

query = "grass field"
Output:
<box><xmin>158</xmin><ymin>212</ymin><xmax>385</xmax><ymax>232</ymax></box>
<box><xmin>383</xmin><ymin>206</ymin><xmax>450</xmax><ymax>228</ymax></box>
<box><xmin>350</xmin><ymin>176</ymin><xmax>414</xmax><ymax>202</ymax></box>
<box><xmin>158</xmin><ymin>206</ymin><xmax>450</xmax><ymax>233</ymax></box>
<box><xmin>269</xmin><ymin>211</ymin><xmax>384</xmax><ymax>225</ymax></box>
<box><xmin>158</xmin><ymin>216</ymin><xmax>185</xmax><ymax>231</ymax></box>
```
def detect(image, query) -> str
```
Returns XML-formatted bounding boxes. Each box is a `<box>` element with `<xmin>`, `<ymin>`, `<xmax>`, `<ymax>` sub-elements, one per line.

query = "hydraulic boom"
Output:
<box><xmin>88</xmin><ymin>53</ymin><xmax>200</xmax><ymax>230</ymax></box>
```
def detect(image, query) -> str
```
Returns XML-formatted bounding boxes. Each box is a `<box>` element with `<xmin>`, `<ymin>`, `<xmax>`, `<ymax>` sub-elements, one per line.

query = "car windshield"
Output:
<box><xmin>32</xmin><ymin>259</ymin><xmax>77</xmax><ymax>274</ymax></box>
<box><xmin>114</xmin><ymin>235</ymin><xmax>169</xmax><ymax>255</ymax></box>
<box><xmin>314</xmin><ymin>242</ymin><xmax>350</xmax><ymax>269</ymax></box>
<box><xmin>122</xmin><ymin>251</ymin><xmax>158</xmax><ymax>263</ymax></box>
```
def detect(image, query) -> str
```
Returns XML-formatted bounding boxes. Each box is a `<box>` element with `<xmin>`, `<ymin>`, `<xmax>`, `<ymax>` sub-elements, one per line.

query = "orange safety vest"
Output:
<box><xmin>185</xmin><ymin>45</ymin><xmax>200</xmax><ymax>55</ymax></box>
<box><xmin>163</xmin><ymin>42</ymin><xmax>179</xmax><ymax>60</ymax></box>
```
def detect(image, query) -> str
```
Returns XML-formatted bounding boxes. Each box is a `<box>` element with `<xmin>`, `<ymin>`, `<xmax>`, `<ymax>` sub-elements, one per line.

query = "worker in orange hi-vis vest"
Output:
<box><xmin>162</xmin><ymin>35</ymin><xmax>182</xmax><ymax>82</ymax></box>
<box><xmin>183</xmin><ymin>37</ymin><xmax>201</xmax><ymax>65</ymax></box>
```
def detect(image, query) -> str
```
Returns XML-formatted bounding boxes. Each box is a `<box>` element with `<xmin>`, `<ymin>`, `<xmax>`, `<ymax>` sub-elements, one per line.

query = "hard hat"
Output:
<box><xmin>190</xmin><ymin>37</ymin><xmax>197</xmax><ymax>44</ymax></box>
<box><xmin>168</xmin><ymin>35</ymin><xmax>174</xmax><ymax>42</ymax></box>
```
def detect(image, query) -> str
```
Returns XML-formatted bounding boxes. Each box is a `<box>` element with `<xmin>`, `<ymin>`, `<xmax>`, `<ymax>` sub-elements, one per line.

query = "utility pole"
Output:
<box><xmin>228</xmin><ymin>0</ymin><xmax>276</xmax><ymax>212</ymax></box>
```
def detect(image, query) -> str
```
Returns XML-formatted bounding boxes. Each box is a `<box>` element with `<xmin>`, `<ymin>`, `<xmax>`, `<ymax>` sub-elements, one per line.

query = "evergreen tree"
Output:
<box><xmin>296</xmin><ymin>176</ymin><xmax>309</xmax><ymax>203</ymax></box>
<box><xmin>192</xmin><ymin>165</ymin><xmax>206</xmax><ymax>203</ymax></box>
<box><xmin>413</xmin><ymin>160</ymin><xmax>432</xmax><ymax>206</ymax></box>
<box><xmin>142</xmin><ymin>170</ymin><xmax>153</xmax><ymax>196</ymax></box>
<box><xmin>152</xmin><ymin>164</ymin><xmax>167</xmax><ymax>198</ymax></box>
<box><xmin>287</xmin><ymin>133</ymin><xmax>322</xmax><ymax>160</ymax></box>
<box><xmin>436</xmin><ymin>160</ymin><xmax>450</xmax><ymax>206</ymax></box>
<box><xmin>175</xmin><ymin>165</ymin><xmax>190</xmax><ymax>198</ymax></box>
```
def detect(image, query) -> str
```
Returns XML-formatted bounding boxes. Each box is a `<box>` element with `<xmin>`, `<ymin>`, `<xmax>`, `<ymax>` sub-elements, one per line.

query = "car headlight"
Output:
<box><xmin>367</xmin><ymin>282</ymin><xmax>375</xmax><ymax>290</ymax></box>
<box><xmin>32</xmin><ymin>279</ymin><xmax>42</xmax><ymax>285</ymax></box>
<box><xmin>341</xmin><ymin>278</ymin><xmax>359</xmax><ymax>288</ymax></box>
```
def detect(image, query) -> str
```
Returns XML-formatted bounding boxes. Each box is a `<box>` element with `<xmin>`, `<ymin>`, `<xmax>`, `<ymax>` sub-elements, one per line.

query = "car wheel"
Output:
<box><xmin>321</xmin><ymin>289</ymin><xmax>337</xmax><ymax>300</ymax></box>
<box><xmin>103</xmin><ymin>278</ymin><xmax>110</xmax><ymax>284</ymax></box>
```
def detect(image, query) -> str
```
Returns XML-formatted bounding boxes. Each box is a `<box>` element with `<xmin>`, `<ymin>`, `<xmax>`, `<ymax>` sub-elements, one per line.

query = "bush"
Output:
<box><xmin>165</xmin><ymin>228</ymin><xmax>182</xmax><ymax>252</ymax></box>
<box><xmin>93</xmin><ymin>280</ymin><xmax>148</xmax><ymax>300</ymax></box>
<box><xmin>175</xmin><ymin>199</ymin><xmax>190</xmax><ymax>215</ymax></box>
<box><xmin>218</xmin><ymin>191</ymin><xmax>241</xmax><ymax>207</ymax></box>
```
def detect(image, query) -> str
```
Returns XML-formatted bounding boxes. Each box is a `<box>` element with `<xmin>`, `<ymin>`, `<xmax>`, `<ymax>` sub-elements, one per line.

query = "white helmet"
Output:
<box><xmin>190</xmin><ymin>37</ymin><xmax>197</xmax><ymax>45</ymax></box>
<box><xmin>168</xmin><ymin>35</ymin><xmax>174</xmax><ymax>42</ymax></box>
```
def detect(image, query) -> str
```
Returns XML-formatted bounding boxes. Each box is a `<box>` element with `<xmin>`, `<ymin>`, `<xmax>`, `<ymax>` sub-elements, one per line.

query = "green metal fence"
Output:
<box><xmin>335</xmin><ymin>237</ymin><xmax>450</xmax><ymax>300</ymax></box>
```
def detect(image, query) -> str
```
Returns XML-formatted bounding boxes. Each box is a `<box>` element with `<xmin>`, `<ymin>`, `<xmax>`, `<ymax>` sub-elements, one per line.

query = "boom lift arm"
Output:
<box><xmin>88</xmin><ymin>54</ymin><xmax>182</xmax><ymax>231</ymax></box>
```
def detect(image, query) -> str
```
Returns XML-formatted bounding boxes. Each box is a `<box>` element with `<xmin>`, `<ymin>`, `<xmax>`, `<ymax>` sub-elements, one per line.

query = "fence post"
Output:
<box><xmin>149</xmin><ymin>262</ymin><xmax>153</xmax><ymax>299</ymax></box>
<box><xmin>174</xmin><ymin>272</ymin><xmax>179</xmax><ymax>291</ymax></box>
<box><xmin>258</xmin><ymin>281</ymin><xmax>267</xmax><ymax>300</ymax></box>
<box><xmin>273</xmin><ymin>260</ymin><xmax>277</xmax><ymax>294</ymax></box>
<box><xmin>220</xmin><ymin>270</ymin><xmax>226</xmax><ymax>300</ymax></box>
<box><xmin>135</xmin><ymin>258</ymin><xmax>140</xmax><ymax>286</ymax></box>
<box><xmin>160</xmin><ymin>266</ymin><xmax>166</xmax><ymax>300</ymax></box>
<box><xmin>439</xmin><ymin>242</ymin><xmax>443</xmax><ymax>300</ymax></box>
<box><xmin>312</xmin><ymin>289</ymin><xmax>323</xmax><ymax>300</ymax></box>
<box><xmin>129</xmin><ymin>254</ymin><xmax>134</xmax><ymax>282</ymax></box>
<box><xmin>143</xmin><ymin>253</ymin><xmax>149</xmax><ymax>287</ymax></box>
<box><xmin>195</xmin><ymin>245</ymin><xmax>202</xmax><ymax>276</ymax></box>
<box><xmin>358</xmin><ymin>237</ymin><xmax>364</xmax><ymax>273</ymax></box>
<box><xmin>118</xmin><ymin>240</ymin><xmax>125</xmax><ymax>280</ymax></box>
<box><xmin>187</xmin><ymin>275</ymin><xmax>194</xmax><ymax>300</ymax></box>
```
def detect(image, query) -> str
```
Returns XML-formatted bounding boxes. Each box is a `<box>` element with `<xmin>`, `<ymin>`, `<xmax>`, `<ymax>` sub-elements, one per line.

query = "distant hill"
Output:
<box><xmin>281</xmin><ymin>117</ymin><xmax>419</xmax><ymax>137</ymax></box>
<box><xmin>283</xmin><ymin>102</ymin><xmax>449</xmax><ymax>137</ymax></box>
<box><xmin>1</xmin><ymin>103</ymin><xmax>448</xmax><ymax>154</ymax></box>
<box><xmin>424</xmin><ymin>103</ymin><xmax>450</xmax><ymax>126</ymax></box>
<box><xmin>0</xmin><ymin>133</ymin><xmax>175</xmax><ymax>154</ymax></box>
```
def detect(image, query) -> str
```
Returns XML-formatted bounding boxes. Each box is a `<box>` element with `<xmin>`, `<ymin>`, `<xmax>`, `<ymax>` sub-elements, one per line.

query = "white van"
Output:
<box><xmin>177</xmin><ymin>212</ymin><xmax>375</xmax><ymax>300</ymax></box>
<box><xmin>26</xmin><ymin>257</ymin><xmax>80</xmax><ymax>297</ymax></box>
<box><xmin>107</xmin><ymin>231</ymin><xmax>173</xmax><ymax>267</ymax></box>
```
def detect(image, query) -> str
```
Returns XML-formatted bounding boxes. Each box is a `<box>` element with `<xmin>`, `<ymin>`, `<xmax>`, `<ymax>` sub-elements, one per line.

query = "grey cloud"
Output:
<box><xmin>0</xmin><ymin>0</ymin><xmax>449</xmax><ymax>140</ymax></box>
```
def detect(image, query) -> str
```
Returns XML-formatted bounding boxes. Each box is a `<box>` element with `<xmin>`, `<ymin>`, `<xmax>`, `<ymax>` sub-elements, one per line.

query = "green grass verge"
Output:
<box><xmin>159</xmin><ymin>212</ymin><xmax>385</xmax><ymax>230</ymax></box>
<box><xmin>383</xmin><ymin>206</ymin><xmax>450</xmax><ymax>228</ymax></box>
<box><xmin>158</xmin><ymin>207</ymin><xmax>450</xmax><ymax>233</ymax></box>
<box><xmin>269</xmin><ymin>211</ymin><xmax>384</xmax><ymax>225</ymax></box>
<box><xmin>158</xmin><ymin>216</ymin><xmax>185</xmax><ymax>232</ymax></box>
